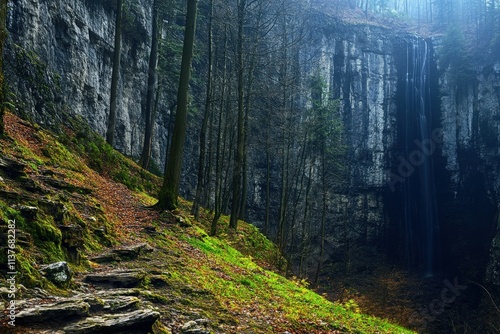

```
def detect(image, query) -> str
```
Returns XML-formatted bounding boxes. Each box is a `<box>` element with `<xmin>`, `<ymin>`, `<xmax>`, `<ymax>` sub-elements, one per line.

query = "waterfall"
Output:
<box><xmin>400</xmin><ymin>39</ymin><xmax>440</xmax><ymax>277</ymax></box>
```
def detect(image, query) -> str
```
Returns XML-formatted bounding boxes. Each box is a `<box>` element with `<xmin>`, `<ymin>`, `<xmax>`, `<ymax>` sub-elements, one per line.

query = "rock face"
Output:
<box><xmin>6</xmin><ymin>0</ymin><xmax>168</xmax><ymax>165</ymax></box>
<box><xmin>271</xmin><ymin>14</ymin><xmax>500</xmax><ymax>284</ymax></box>
<box><xmin>305</xmin><ymin>19</ymin><xmax>399</xmax><ymax>247</ymax></box>
<box><xmin>436</xmin><ymin>52</ymin><xmax>500</xmax><ymax>285</ymax></box>
<box><xmin>5</xmin><ymin>0</ymin><xmax>500</xmax><ymax>286</ymax></box>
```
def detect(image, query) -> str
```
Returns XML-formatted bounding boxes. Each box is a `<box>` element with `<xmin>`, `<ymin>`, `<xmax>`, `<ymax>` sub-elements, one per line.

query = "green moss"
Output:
<box><xmin>24</xmin><ymin>213</ymin><xmax>61</xmax><ymax>242</ymax></box>
<box><xmin>21</xmin><ymin>213</ymin><xmax>64</xmax><ymax>263</ymax></box>
<box><xmin>0</xmin><ymin>201</ymin><xmax>25</xmax><ymax>225</ymax></box>
<box><xmin>37</xmin><ymin>240</ymin><xmax>64</xmax><ymax>263</ymax></box>
<box><xmin>16</xmin><ymin>251</ymin><xmax>45</xmax><ymax>288</ymax></box>
<box><xmin>40</xmin><ymin>133</ymin><xmax>84</xmax><ymax>171</ymax></box>
<box><xmin>12</xmin><ymin>141</ymin><xmax>44</xmax><ymax>164</ymax></box>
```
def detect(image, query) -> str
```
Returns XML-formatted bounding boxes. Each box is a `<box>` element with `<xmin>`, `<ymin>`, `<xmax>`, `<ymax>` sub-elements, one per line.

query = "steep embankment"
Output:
<box><xmin>0</xmin><ymin>112</ymin><xmax>412</xmax><ymax>333</ymax></box>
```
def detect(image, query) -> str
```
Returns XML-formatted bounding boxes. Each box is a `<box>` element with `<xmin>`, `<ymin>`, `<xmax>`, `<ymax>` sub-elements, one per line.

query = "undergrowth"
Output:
<box><xmin>0</xmin><ymin>112</ymin><xmax>414</xmax><ymax>333</ymax></box>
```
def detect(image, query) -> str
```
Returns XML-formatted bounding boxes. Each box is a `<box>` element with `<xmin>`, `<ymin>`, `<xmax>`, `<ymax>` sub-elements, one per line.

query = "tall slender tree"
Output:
<box><xmin>157</xmin><ymin>0</ymin><xmax>198</xmax><ymax>210</ymax></box>
<box><xmin>140</xmin><ymin>0</ymin><xmax>161</xmax><ymax>169</ymax></box>
<box><xmin>210</xmin><ymin>22</ymin><xmax>230</xmax><ymax>236</ymax></box>
<box><xmin>229</xmin><ymin>0</ymin><xmax>246</xmax><ymax>230</ymax></box>
<box><xmin>192</xmin><ymin>0</ymin><xmax>214</xmax><ymax>219</ymax></box>
<box><xmin>106</xmin><ymin>0</ymin><xmax>124</xmax><ymax>146</ymax></box>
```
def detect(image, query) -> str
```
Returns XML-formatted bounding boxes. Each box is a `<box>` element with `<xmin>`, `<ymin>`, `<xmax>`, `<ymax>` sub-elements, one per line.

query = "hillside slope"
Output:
<box><xmin>0</xmin><ymin>112</ymin><xmax>413</xmax><ymax>333</ymax></box>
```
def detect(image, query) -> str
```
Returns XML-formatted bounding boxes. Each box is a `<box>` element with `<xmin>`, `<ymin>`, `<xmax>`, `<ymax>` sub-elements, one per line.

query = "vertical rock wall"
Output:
<box><xmin>437</xmin><ymin>50</ymin><xmax>500</xmax><ymax>285</ymax></box>
<box><xmin>6</xmin><ymin>0</ymin><xmax>168</xmax><ymax>166</ymax></box>
<box><xmin>297</xmin><ymin>19</ymin><xmax>399</xmax><ymax>257</ymax></box>
<box><xmin>302</xmin><ymin>14</ymin><xmax>500</xmax><ymax>285</ymax></box>
<box><xmin>5</xmin><ymin>0</ymin><xmax>500</xmax><ymax>285</ymax></box>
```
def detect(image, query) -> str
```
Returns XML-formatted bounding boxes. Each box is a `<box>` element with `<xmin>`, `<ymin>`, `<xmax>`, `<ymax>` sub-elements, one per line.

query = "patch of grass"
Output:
<box><xmin>11</xmin><ymin>139</ymin><xmax>44</xmax><ymax>164</ymax></box>
<box><xmin>39</xmin><ymin>131</ymin><xmax>84</xmax><ymax>172</ymax></box>
<box><xmin>177</xmin><ymin>226</ymin><xmax>413</xmax><ymax>333</ymax></box>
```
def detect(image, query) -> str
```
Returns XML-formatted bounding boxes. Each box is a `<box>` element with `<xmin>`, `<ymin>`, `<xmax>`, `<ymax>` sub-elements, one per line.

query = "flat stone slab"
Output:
<box><xmin>84</xmin><ymin>269</ymin><xmax>146</xmax><ymax>288</ymax></box>
<box><xmin>16</xmin><ymin>300</ymin><xmax>90</xmax><ymax>324</ymax></box>
<box><xmin>112</xmin><ymin>243</ymin><xmax>153</xmax><ymax>259</ymax></box>
<box><xmin>102</xmin><ymin>295</ymin><xmax>140</xmax><ymax>312</ymax></box>
<box><xmin>52</xmin><ymin>294</ymin><xmax>139</xmax><ymax>313</ymax></box>
<box><xmin>94</xmin><ymin>289</ymin><xmax>140</xmax><ymax>297</ymax></box>
<box><xmin>90</xmin><ymin>243</ymin><xmax>153</xmax><ymax>263</ymax></box>
<box><xmin>63</xmin><ymin>309</ymin><xmax>160</xmax><ymax>334</ymax></box>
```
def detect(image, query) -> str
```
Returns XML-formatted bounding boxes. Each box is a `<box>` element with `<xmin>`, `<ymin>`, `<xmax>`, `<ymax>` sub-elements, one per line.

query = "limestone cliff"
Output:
<box><xmin>5</xmin><ymin>0</ymin><xmax>500</xmax><ymax>287</ymax></box>
<box><xmin>6</xmin><ymin>0</ymin><xmax>169</xmax><ymax>166</ymax></box>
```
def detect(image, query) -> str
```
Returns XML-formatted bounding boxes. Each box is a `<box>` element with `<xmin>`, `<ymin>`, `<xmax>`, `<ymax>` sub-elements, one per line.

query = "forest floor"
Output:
<box><xmin>0</xmin><ymin>112</ymin><xmax>414</xmax><ymax>333</ymax></box>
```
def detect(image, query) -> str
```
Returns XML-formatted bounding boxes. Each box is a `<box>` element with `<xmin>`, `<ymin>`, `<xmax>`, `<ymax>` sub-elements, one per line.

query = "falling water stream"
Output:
<box><xmin>401</xmin><ymin>39</ymin><xmax>440</xmax><ymax>277</ymax></box>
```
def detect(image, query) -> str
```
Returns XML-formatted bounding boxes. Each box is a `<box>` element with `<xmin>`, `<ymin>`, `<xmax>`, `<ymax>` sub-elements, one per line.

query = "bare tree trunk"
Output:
<box><xmin>106</xmin><ymin>0</ymin><xmax>123</xmax><ymax>146</ymax></box>
<box><xmin>140</xmin><ymin>0</ymin><xmax>160</xmax><ymax>170</ymax></box>
<box><xmin>314</xmin><ymin>157</ymin><xmax>327</xmax><ymax>285</ymax></box>
<box><xmin>277</xmin><ymin>18</ymin><xmax>290</xmax><ymax>253</ymax></box>
<box><xmin>192</xmin><ymin>0</ymin><xmax>213</xmax><ymax>220</ymax></box>
<box><xmin>211</xmin><ymin>24</ymin><xmax>228</xmax><ymax>236</ymax></box>
<box><xmin>157</xmin><ymin>0</ymin><xmax>198</xmax><ymax>210</ymax></box>
<box><xmin>239</xmin><ymin>1</ymin><xmax>263</xmax><ymax>221</ymax></box>
<box><xmin>229</xmin><ymin>0</ymin><xmax>246</xmax><ymax>230</ymax></box>
<box><xmin>204</xmin><ymin>97</ymin><xmax>215</xmax><ymax>208</ymax></box>
<box><xmin>299</xmin><ymin>162</ymin><xmax>313</xmax><ymax>277</ymax></box>
<box><xmin>287</xmin><ymin>128</ymin><xmax>309</xmax><ymax>276</ymax></box>
<box><xmin>277</xmin><ymin>134</ymin><xmax>290</xmax><ymax>252</ymax></box>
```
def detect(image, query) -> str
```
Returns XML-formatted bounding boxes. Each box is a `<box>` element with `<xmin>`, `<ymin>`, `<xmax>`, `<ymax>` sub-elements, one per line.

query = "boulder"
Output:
<box><xmin>0</xmin><ymin>156</ymin><xmax>27</xmax><ymax>177</ymax></box>
<box><xmin>60</xmin><ymin>224</ymin><xmax>84</xmax><ymax>248</ymax></box>
<box><xmin>39</xmin><ymin>261</ymin><xmax>72</xmax><ymax>286</ymax></box>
